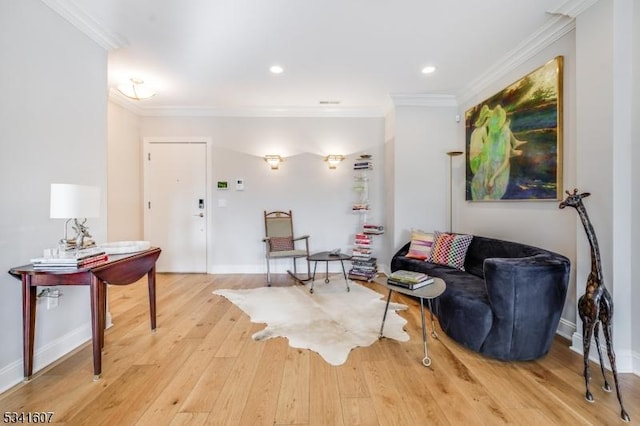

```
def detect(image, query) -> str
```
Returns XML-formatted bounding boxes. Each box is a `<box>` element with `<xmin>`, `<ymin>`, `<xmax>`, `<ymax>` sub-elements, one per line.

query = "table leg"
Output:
<box><xmin>148</xmin><ymin>265</ymin><xmax>157</xmax><ymax>331</ymax></box>
<box><xmin>324</xmin><ymin>261</ymin><xmax>330</xmax><ymax>283</ymax></box>
<box><xmin>100</xmin><ymin>281</ymin><xmax>107</xmax><ymax>349</ymax></box>
<box><xmin>420</xmin><ymin>298</ymin><xmax>431</xmax><ymax>367</ymax></box>
<box><xmin>378</xmin><ymin>289</ymin><xmax>393</xmax><ymax>338</ymax></box>
<box><xmin>310</xmin><ymin>261</ymin><xmax>318</xmax><ymax>293</ymax></box>
<box><xmin>90</xmin><ymin>276</ymin><xmax>103</xmax><ymax>380</ymax></box>
<box><xmin>427</xmin><ymin>299</ymin><xmax>438</xmax><ymax>339</ymax></box>
<box><xmin>340</xmin><ymin>260</ymin><xmax>350</xmax><ymax>292</ymax></box>
<box><xmin>21</xmin><ymin>275</ymin><xmax>37</xmax><ymax>380</ymax></box>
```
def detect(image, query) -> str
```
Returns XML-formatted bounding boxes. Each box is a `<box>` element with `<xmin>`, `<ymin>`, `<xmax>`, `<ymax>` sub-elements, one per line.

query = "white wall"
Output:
<box><xmin>117</xmin><ymin>116</ymin><xmax>387</xmax><ymax>273</ymax></box>
<box><xmin>389</xmin><ymin>103</ymin><xmax>460</xmax><ymax>253</ymax></box>
<box><xmin>632</xmin><ymin>0</ymin><xmax>640</xmax><ymax>367</ymax></box>
<box><xmin>572</xmin><ymin>0</ymin><xmax>637</xmax><ymax>373</ymax></box>
<box><xmin>107</xmin><ymin>103</ymin><xmax>142</xmax><ymax>241</ymax></box>
<box><xmin>0</xmin><ymin>0</ymin><xmax>107</xmax><ymax>392</ymax></box>
<box><xmin>456</xmin><ymin>33</ymin><xmax>578</xmax><ymax>333</ymax></box>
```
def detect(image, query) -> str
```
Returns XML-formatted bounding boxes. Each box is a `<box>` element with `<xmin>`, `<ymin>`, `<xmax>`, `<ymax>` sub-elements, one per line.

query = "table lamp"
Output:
<box><xmin>50</xmin><ymin>183</ymin><xmax>101</xmax><ymax>251</ymax></box>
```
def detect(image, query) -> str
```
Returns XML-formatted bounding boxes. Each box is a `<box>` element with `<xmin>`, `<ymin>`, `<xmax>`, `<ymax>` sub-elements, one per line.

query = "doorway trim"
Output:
<box><xmin>143</xmin><ymin>136</ymin><xmax>213</xmax><ymax>273</ymax></box>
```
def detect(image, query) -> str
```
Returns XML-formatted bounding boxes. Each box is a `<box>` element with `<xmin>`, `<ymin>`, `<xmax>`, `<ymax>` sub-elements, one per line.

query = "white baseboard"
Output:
<box><xmin>556</xmin><ymin>317</ymin><xmax>576</xmax><ymax>341</ymax></box>
<box><xmin>0</xmin><ymin>322</ymin><xmax>92</xmax><ymax>394</ymax></box>
<box><xmin>570</xmin><ymin>331</ymin><xmax>639</xmax><ymax>375</ymax></box>
<box><xmin>209</xmin><ymin>262</ymin><xmax>348</xmax><ymax>275</ymax></box>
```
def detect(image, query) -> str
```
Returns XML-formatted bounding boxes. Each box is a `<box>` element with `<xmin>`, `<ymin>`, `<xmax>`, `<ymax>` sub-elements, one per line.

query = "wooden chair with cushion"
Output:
<box><xmin>263</xmin><ymin>210</ymin><xmax>311</xmax><ymax>286</ymax></box>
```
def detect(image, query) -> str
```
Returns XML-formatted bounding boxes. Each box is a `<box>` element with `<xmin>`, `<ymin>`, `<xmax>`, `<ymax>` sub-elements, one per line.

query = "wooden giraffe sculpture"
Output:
<box><xmin>559</xmin><ymin>189</ymin><xmax>630</xmax><ymax>422</ymax></box>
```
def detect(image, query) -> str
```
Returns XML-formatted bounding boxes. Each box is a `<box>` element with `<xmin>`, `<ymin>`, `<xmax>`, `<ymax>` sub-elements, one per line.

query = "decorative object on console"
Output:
<box><xmin>446</xmin><ymin>151</ymin><xmax>463</xmax><ymax>232</ymax></box>
<box><xmin>465</xmin><ymin>56</ymin><xmax>563</xmax><ymax>201</ymax></box>
<box><xmin>264</xmin><ymin>155</ymin><xmax>283</xmax><ymax>170</ymax></box>
<box><xmin>559</xmin><ymin>189</ymin><xmax>630</xmax><ymax>422</ymax></box>
<box><xmin>50</xmin><ymin>183</ymin><xmax>101</xmax><ymax>251</ymax></box>
<box><xmin>100</xmin><ymin>241</ymin><xmax>151</xmax><ymax>254</ymax></box>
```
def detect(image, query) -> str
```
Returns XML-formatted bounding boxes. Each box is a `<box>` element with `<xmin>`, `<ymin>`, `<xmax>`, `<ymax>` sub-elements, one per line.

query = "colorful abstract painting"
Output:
<box><xmin>465</xmin><ymin>56</ymin><xmax>563</xmax><ymax>201</ymax></box>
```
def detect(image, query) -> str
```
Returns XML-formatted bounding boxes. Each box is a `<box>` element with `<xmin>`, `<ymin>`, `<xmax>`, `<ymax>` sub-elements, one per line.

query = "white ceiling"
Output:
<box><xmin>45</xmin><ymin>0</ymin><xmax>589</xmax><ymax>116</ymax></box>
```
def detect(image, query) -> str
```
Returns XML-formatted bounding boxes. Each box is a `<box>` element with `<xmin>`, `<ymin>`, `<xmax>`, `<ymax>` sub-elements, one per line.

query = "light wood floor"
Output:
<box><xmin>1</xmin><ymin>273</ymin><xmax>638</xmax><ymax>425</ymax></box>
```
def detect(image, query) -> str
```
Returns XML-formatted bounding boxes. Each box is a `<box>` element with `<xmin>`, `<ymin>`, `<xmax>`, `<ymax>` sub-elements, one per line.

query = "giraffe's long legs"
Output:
<box><xmin>592</xmin><ymin>322</ymin><xmax>611</xmax><ymax>392</ymax></box>
<box><xmin>582</xmin><ymin>317</ymin><xmax>595</xmax><ymax>403</ymax></box>
<box><xmin>601</xmin><ymin>320</ymin><xmax>630</xmax><ymax>422</ymax></box>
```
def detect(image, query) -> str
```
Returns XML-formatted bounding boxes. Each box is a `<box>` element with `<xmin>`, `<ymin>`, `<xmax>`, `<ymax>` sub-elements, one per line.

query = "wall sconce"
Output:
<box><xmin>117</xmin><ymin>78</ymin><xmax>156</xmax><ymax>100</ymax></box>
<box><xmin>325</xmin><ymin>155</ymin><xmax>345</xmax><ymax>169</ymax></box>
<box><xmin>50</xmin><ymin>183</ymin><xmax>101</xmax><ymax>250</ymax></box>
<box><xmin>264</xmin><ymin>155</ymin><xmax>283</xmax><ymax>170</ymax></box>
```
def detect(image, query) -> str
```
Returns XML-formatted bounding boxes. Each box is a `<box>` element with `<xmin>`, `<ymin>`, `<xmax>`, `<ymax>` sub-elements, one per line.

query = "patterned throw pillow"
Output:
<box><xmin>405</xmin><ymin>229</ymin><xmax>434</xmax><ymax>260</ymax></box>
<box><xmin>428</xmin><ymin>231</ymin><xmax>473</xmax><ymax>270</ymax></box>
<box><xmin>269</xmin><ymin>236</ymin><xmax>294</xmax><ymax>251</ymax></box>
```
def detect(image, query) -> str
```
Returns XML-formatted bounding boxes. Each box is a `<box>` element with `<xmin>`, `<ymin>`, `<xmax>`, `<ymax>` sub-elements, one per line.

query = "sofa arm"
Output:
<box><xmin>394</xmin><ymin>242</ymin><xmax>411</xmax><ymax>258</ymax></box>
<box><xmin>390</xmin><ymin>242</ymin><xmax>412</xmax><ymax>271</ymax></box>
<box><xmin>482</xmin><ymin>254</ymin><xmax>570</xmax><ymax>360</ymax></box>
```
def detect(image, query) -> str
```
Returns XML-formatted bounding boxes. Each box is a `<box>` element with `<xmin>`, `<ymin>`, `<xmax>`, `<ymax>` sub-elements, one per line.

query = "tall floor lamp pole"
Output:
<box><xmin>446</xmin><ymin>151</ymin><xmax>464</xmax><ymax>232</ymax></box>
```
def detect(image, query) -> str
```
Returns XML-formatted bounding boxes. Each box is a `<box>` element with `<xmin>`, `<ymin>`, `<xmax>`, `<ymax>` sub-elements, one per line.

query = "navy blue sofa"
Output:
<box><xmin>391</xmin><ymin>235</ymin><xmax>570</xmax><ymax>361</ymax></box>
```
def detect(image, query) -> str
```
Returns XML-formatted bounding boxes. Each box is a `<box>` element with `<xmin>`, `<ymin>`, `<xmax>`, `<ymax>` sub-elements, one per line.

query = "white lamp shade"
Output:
<box><xmin>50</xmin><ymin>184</ymin><xmax>101</xmax><ymax>219</ymax></box>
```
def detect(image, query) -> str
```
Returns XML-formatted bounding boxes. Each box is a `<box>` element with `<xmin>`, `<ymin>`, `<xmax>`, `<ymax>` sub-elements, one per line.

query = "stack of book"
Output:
<box><xmin>31</xmin><ymin>248</ymin><xmax>108</xmax><ymax>270</ymax></box>
<box><xmin>351</xmin><ymin>233</ymin><xmax>372</xmax><ymax>260</ymax></box>
<box><xmin>352</xmin><ymin>203</ymin><xmax>369</xmax><ymax>211</ymax></box>
<box><xmin>362</xmin><ymin>223</ymin><xmax>384</xmax><ymax>235</ymax></box>
<box><xmin>348</xmin><ymin>257</ymin><xmax>378</xmax><ymax>282</ymax></box>
<box><xmin>387</xmin><ymin>270</ymin><xmax>434</xmax><ymax>290</ymax></box>
<box><xmin>353</xmin><ymin>160</ymin><xmax>373</xmax><ymax>171</ymax></box>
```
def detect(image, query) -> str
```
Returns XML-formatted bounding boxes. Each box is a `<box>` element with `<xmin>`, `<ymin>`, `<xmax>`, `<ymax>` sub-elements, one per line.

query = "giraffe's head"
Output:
<box><xmin>559</xmin><ymin>188</ymin><xmax>591</xmax><ymax>209</ymax></box>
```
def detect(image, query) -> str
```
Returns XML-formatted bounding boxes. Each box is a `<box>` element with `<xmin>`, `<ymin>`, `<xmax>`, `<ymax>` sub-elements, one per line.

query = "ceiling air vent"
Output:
<box><xmin>319</xmin><ymin>100</ymin><xmax>341</xmax><ymax>105</ymax></box>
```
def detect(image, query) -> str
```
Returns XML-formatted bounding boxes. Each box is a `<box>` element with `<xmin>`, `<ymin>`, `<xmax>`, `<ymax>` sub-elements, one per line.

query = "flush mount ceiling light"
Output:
<box><xmin>117</xmin><ymin>78</ymin><xmax>156</xmax><ymax>100</ymax></box>
<box><xmin>421</xmin><ymin>66</ymin><xmax>437</xmax><ymax>75</ymax></box>
<box><xmin>269</xmin><ymin>65</ymin><xmax>284</xmax><ymax>74</ymax></box>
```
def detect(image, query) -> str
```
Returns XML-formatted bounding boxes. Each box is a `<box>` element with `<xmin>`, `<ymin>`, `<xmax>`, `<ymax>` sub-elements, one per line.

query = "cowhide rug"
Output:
<box><xmin>213</xmin><ymin>280</ymin><xmax>409</xmax><ymax>366</ymax></box>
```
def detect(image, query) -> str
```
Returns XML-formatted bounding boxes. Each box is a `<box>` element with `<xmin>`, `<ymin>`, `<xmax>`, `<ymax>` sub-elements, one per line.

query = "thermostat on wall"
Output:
<box><xmin>236</xmin><ymin>179</ymin><xmax>245</xmax><ymax>191</ymax></box>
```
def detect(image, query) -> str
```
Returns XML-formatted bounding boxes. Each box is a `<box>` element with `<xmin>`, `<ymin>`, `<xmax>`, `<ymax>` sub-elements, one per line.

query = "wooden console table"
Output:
<box><xmin>9</xmin><ymin>247</ymin><xmax>161</xmax><ymax>380</ymax></box>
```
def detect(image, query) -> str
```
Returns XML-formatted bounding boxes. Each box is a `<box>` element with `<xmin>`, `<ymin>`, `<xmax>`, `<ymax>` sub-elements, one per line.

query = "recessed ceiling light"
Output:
<box><xmin>270</xmin><ymin>65</ymin><xmax>284</xmax><ymax>74</ymax></box>
<box><xmin>421</xmin><ymin>66</ymin><xmax>436</xmax><ymax>75</ymax></box>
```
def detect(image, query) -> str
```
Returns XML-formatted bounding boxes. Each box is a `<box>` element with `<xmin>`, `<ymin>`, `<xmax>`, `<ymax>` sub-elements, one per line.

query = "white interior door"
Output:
<box><xmin>144</xmin><ymin>142</ymin><xmax>207</xmax><ymax>272</ymax></box>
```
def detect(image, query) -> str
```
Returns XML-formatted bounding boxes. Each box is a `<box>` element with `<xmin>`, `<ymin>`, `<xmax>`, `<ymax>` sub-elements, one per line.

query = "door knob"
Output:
<box><xmin>194</xmin><ymin>213</ymin><xmax>204</xmax><ymax>217</ymax></box>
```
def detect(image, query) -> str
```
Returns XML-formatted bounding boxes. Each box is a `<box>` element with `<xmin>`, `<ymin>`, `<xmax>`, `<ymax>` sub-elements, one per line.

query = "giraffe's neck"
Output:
<box><xmin>576</xmin><ymin>203</ymin><xmax>603</xmax><ymax>281</ymax></box>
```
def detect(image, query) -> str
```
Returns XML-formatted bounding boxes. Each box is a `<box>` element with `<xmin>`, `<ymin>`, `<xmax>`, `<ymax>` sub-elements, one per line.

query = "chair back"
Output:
<box><xmin>264</xmin><ymin>211</ymin><xmax>295</xmax><ymax>251</ymax></box>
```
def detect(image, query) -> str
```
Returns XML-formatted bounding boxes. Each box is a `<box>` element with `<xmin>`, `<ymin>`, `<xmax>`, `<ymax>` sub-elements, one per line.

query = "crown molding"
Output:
<box><xmin>456</xmin><ymin>13</ymin><xmax>575</xmax><ymax>107</ymax></box>
<box><xmin>40</xmin><ymin>0</ymin><xmax>127</xmax><ymax>50</ymax></box>
<box><xmin>390</xmin><ymin>94</ymin><xmax>458</xmax><ymax>107</ymax></box>
<box><xmin>547</xmin><ymin>0</ymin><xmax>600</xmax><ymax>18</ymax></box>
<box><xmin>108</xmin><ymin>93</ymin><xmax>386</xmax><ymax>118</ymax></box>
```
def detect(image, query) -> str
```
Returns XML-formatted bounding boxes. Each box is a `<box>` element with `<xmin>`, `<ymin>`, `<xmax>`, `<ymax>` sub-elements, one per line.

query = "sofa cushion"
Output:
<box><xmin>428</xmin><ymin>231</ymin><xmax>473</xmax><ymax>270</ymax></box>
<box><xmin>405</xmin><ymin>229</ymin><xmax>434</xmax><ymax>260</ymax></box>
